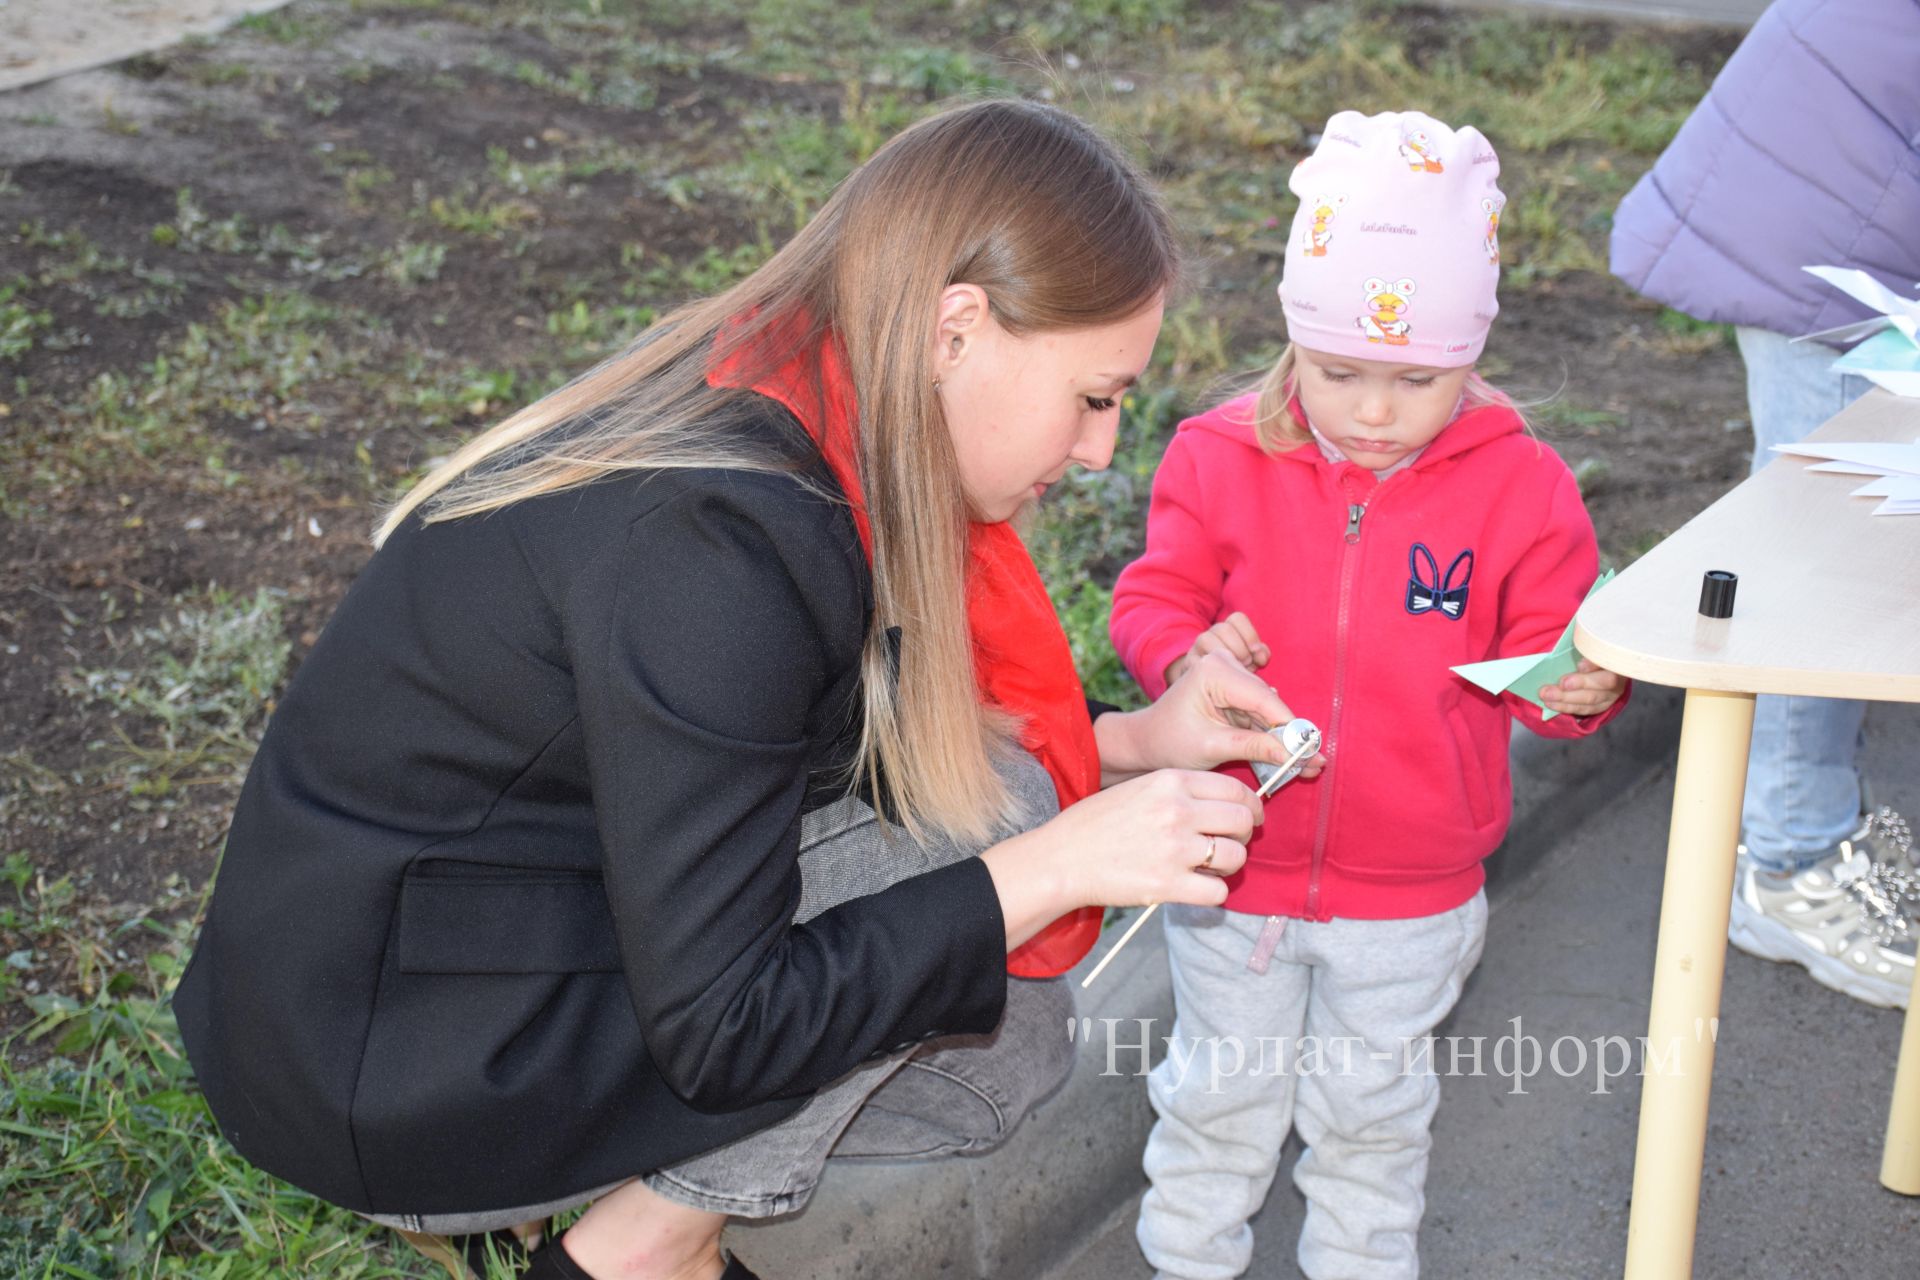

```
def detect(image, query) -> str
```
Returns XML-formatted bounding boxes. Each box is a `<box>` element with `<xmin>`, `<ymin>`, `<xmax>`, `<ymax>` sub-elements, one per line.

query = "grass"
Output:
<box><xmin>420</xmin><ymin>189</ymin><xmax>541</xmax><ymax>239</ymax></box>
<box><xmin>9</xmin><ymin>223</ymin><xmax>190</xmax><ymax>324</ymax></box>
<box><xmin>630</xmin><ymin>241</ymin><xmax>771</xmax><ymax>305</ymax></box>
<box><xmin>341</xmin><ymin>163</ymin><xmax>397</xmax><ymax>204</ymax></box>
<box><xmin>150</xmin><ymin>188</ymin><xmax>250</xmax><ymax>254</ymax></box>
<box><xmin>379</xmin><ymin>239</ymin><xmax>449</xmax><ymax>286</ymax></box>
<box><xmin>1015</xmin><ymin>1</ymin><xmax>1716</xmax><ymax>285</ymax></box>
<box><xmin>233</xmin><ymin>8</ymin><xmax>342</xmax><ymax>44</ymax></box>
<box><xmin>7</xmin><ymin>289</ymin><xmax>377</xmax><ymax>514</ymax></box>
<box><xmin>472</xmin><ymin>51</ymin><xmax>660</xmax><ymax>111</ymax></box>
<box><xmin>544</xmin><ymin>297</ymin><xmax>657</xmax><ymax>361</ymax></box>
<box><xmin>0</xmin><ymin>582</ymin><xmax>415</xmax><ymax>1275</ymax></box>
<box><xmin>719</xmin><ymin>84</ymin><xmax>926</xmax><ymax>229</ymax></box>
<box><xmin>1653</xmin><ymin>306</ymin><xmax>1736</xmax><ymax>354</ymax></box>
<box><xmin>99</xmin><ymin>100</ymin><xmax>144</xmax><ymax>138</ymax></box>
<box><xmin>0</xmin><ymin>282</ymin><xmax>53</xmax><ymax>360</ymax></box>
<box><xmin>0</xmin><ymin>904</ymin><xmax>445</xmax><ymax>1279</ymax></box>
<box><xmin>1529</xmin><ymin>399</ymin><xmax>1627</xmax><ymax>434</ymax></box>
<box><xmin>1256</xmin><ymin>8</ymin><xmax>1707</xmax><ymax>154</ymax></box>
<box><xmin>68</xmin><ymin>587</ymin><xmax>292</xmax><ymax>793</ymax></box>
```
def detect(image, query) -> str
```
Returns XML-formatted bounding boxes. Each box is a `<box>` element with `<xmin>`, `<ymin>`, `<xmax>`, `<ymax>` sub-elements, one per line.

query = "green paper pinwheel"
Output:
<box><xmin>1450</xmin><ymin>570</ymin><xmax>1615</xmax><ymax>720</ymax></box>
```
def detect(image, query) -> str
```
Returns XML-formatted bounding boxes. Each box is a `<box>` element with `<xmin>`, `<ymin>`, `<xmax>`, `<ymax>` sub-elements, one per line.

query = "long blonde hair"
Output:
<box><xmin>1246</xmin><ymin>344</ymin><xmax>1521</xmax><ymax>454</ymax></box>
<box><xmin>376</xmin><ymin>100</ymin><xmax>1180</xmax><ymax>843</ymax></box>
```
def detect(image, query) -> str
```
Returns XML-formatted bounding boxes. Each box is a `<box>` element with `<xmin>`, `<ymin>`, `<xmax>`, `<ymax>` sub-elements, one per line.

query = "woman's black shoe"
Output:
<box><xmin>515</xmin><ymin>1239</ymin><xmax>759</xmax><ymax>1279</ymax></box>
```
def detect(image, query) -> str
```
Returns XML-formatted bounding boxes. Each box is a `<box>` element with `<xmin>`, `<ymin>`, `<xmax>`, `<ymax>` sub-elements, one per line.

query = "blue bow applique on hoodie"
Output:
<box><xmin>1405</xmin><ymin>543</ymin><xmax>1473</xmax><ymax>620</ymax></box>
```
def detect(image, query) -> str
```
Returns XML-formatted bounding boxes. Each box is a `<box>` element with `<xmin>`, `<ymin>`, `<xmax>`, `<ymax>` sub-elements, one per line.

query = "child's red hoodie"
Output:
<box><xmin>1111</xmin><ymin>393</ymin><xmax>1629</xmax><ymax>922</ymax></box>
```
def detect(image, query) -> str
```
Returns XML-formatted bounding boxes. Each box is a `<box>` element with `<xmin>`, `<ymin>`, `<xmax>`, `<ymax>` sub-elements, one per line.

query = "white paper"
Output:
<box><xmin>1852</xmin><ymin>369</ymin><xmax>1920</xmax><ymax>397</ymax></box>
<box><xmin>1796</xmin><ymin>316</ymin><xmax>1894</xmax><ymax>347</ymax></box>
<box><xmin>1803</xmin><ymin>266</ymin><xmax>1920</xmax><ymax>342</ymax></box>
<box><xmin>1849</xmin><ymin>475</ymin><xmax>1920</xmax><ymax>500</ymax></box>
<box><xmin>1771</xmin><ymin>437</ymin><xmax>1920</xmax><ymax>514</ymax></box>
<box><xmin>1807</xmin><ymin>460</ymin><xmax>1892</xmax><ymax>476</ymax></box>
<box><xmin>1799</xmin><ymin>266</ymin><xmax>1920</xmax><ymax>397</ymax></box>
<box><xmin>1771</xmin><ymin>442</ymin><xmax>1920</xmax><ymax>476</ymax></box>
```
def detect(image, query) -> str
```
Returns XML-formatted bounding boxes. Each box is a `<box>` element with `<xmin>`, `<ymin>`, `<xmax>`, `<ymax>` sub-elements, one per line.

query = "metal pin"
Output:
<box><xmin>1254</xmin><ymin>718</ymin><xmax>1322</xmax><ymax>799</ymax></box>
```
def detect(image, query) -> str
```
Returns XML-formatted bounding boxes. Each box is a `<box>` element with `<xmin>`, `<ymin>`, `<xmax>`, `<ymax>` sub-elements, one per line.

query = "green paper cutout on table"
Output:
<box><xmin>1450</xmin><ymin>570</ymin><xmax>1615</xmax><ymax>720</ymax></box>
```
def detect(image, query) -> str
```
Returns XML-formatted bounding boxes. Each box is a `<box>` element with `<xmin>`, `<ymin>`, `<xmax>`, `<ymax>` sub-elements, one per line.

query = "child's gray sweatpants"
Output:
<box><xmin>1136</xmin><ymin>892</ymin><xmax>1488</xmax><ymax>1280</ymax></box>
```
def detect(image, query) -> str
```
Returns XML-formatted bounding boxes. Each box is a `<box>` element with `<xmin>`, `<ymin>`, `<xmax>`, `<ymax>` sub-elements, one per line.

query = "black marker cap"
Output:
<box><xmin>1699</xmin><ymin>570</ymin><xmax>1737</xmax><ymax>619</ymax></box>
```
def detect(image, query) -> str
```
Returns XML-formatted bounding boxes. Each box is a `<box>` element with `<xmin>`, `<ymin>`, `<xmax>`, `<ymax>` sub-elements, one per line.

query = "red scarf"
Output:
<box><xmin>709</xmin><ymin>322</ymin><xmax>1103</xmax><ymax>978</ymax></box>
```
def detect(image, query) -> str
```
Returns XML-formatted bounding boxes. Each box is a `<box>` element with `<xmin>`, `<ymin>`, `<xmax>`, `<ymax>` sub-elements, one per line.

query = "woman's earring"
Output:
<box><xmin>932</xmin><ymin>379</ymin><xmax>942</xmax><ymax>391</ymax></box>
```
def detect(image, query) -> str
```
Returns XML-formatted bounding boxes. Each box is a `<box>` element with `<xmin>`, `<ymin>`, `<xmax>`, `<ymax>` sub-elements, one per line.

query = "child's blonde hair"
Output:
<box><xmin>1245</xmin><ymin>345</ymin><xmax>1522</xmax><ymax>456</ymax></box>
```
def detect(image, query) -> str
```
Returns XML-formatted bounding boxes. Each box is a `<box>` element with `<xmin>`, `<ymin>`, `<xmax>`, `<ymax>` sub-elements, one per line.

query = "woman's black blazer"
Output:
<box><xmin>172</xmin><ymin>400</ymin><xmax>1013</xmax><ymax>1215</ymax></box>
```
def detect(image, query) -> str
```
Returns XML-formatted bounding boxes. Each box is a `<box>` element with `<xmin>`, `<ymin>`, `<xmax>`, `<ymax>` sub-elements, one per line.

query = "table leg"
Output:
<box><xmin>1882</xmin><ymin>950</ymin><xmax>1920</xmax><ymax>1194</ymax></box>
<box><xmin>1623</xmin><ymin>688</ymin><xmax>1755</xmax><ymax>1279</ymax></box>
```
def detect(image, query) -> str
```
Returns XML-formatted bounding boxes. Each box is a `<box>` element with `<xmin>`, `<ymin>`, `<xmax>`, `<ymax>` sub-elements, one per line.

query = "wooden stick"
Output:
<box><xmin>1082</xmin><ymin>729</ymin><xmax>1320</xmax><ymax>990</ymax></box>
<box><xmin>1080</xmin><ymin>902</ymin><xmax>1159</xmax><ymax>988</ymax></box>
<box><xmin>1081</xmin><ymin>736</ymin><xmax>1319</xmax><ymax>988</ymax></box>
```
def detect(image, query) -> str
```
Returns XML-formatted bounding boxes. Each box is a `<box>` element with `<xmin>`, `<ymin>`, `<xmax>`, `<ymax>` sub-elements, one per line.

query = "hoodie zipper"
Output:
<box><xmin>1304</xmin><ymin>475</ymin><xmax>1390</xmax><ymax>920</ymax></box>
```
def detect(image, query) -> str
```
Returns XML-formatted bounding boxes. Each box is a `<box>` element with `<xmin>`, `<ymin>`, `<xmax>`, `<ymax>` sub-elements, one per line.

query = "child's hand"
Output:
<box><xmin>1538</xmin><ymin>659</ymin><xmax>1626</xmax><ymax>718</ymax></box>
<box><xmin>1163</xmin><ymin>612</ymin><xmax>1271</xmax><ymax>686</ymax></box>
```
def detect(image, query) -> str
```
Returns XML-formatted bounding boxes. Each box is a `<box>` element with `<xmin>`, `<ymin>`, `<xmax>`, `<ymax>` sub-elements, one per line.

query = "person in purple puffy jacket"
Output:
<box><xmin>1611</xmin><ymin>0</ymin><xmax>1920</xmax><ymax>1009</ymax></box>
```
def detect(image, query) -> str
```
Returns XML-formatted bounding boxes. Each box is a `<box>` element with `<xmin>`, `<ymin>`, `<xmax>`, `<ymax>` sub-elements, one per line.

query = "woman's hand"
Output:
<box><xmin>1538</xmin><ymin>658</ymin><xmax>1627</xmax><ymax>718</ymax></box>
<box><xmin>1096</xmin><ymin>650</ymin><xmax>1328</xmax><ymax>785</ymax></box>
<box><xmin>980</xmin><ymin>768</ymin><xmax>1260</xmax><ymax>949</ymax></box>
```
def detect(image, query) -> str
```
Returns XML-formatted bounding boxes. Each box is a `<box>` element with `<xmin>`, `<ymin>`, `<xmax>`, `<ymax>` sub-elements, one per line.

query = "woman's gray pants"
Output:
<box><xmin>366</xmin><ymin>751</ymin><xmax>1073</xmax><ymax>1232</ymax></box>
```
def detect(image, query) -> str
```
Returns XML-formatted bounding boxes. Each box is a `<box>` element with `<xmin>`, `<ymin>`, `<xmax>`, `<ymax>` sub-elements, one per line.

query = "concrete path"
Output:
<box><xmin>0</xmin><ymin>0</ymin><xmax>294</xmax><ymax>93</ymax></box>
<box><xmin>1047</xmin><ymin>702</ymin><xmax>1920</xmax><ymax>1279</ymax></box>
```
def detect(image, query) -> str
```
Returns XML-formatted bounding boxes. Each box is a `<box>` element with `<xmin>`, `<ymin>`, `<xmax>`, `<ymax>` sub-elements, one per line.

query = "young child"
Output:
<box><xmin>1110</xmin><ymin>110</ymin><xmax>1630</xmax><ymax>1280</ymax></box>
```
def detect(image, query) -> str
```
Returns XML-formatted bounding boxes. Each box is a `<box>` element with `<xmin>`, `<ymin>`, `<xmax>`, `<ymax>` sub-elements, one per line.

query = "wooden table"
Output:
<box><xmin>1573</xmin><ymin>388</ymin><xmax>1920</xmax><ymax>1278</ymax></box>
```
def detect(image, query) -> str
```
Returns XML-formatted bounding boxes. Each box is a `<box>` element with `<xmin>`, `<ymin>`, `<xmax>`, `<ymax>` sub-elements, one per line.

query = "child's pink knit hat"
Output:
<box><xmin>1279</xmin><ymin>110</ymin><xmax>1505</xmax><ymax>368</ymax></box>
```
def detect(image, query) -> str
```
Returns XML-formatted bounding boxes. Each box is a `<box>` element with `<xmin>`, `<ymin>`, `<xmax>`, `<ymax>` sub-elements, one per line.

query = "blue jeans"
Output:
<box><xmin>1734</xmin><ymin>327</ymin><xmax>1872</xmax><ymax>871</ymax></box>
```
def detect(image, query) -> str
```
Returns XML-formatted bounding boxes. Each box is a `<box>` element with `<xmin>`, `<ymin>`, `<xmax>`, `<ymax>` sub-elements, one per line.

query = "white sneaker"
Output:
<box><xmin>1728</xmin><ymin>820</ymin><xmax>1916</xmax><ymax>1010</ymax></box>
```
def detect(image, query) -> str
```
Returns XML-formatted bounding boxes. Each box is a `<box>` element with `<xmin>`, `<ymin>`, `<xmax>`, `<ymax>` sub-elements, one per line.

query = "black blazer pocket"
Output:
<box><xmin>396</xmin><ymin>872</ymin><xmax>623</xmax><ymax>974</ymax></box>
